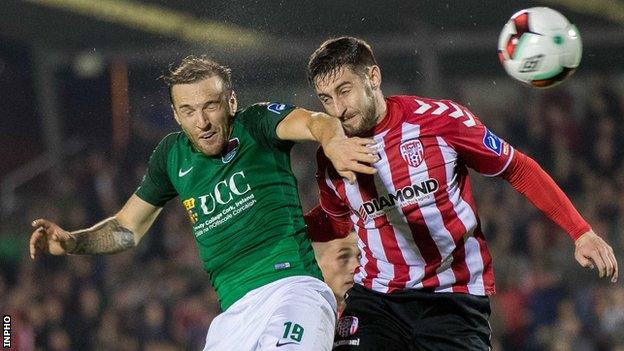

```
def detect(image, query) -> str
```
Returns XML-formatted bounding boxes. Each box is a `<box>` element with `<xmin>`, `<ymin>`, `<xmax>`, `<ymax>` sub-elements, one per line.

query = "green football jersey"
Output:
<box><xmin>135</xmin><ymin>102</ymin><xmax>322</xmax><ymax>310</ymax></box>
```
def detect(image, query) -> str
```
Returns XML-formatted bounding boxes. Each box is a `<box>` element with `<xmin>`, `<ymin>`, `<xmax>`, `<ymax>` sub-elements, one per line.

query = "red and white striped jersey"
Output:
<box><xmin>316</xmin><ymin>95</ymin><xmax>515</xmax><ymax>296</ymax></box>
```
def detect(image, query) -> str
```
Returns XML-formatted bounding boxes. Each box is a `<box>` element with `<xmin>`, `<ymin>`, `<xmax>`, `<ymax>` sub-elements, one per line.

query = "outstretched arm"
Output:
<box><xmin>501</xmin><ymin>151</ymin><xmax>618</xmax><ymax>283</ymax></box>
<box><xmin>30</xmin><ymin>194</ymin><xmax>161</xmax><ymax>258</ymax></box>
<box><xmin>276</xmin><ymin>108</ymin><xmax>379</xmax><ymax>184</ymax></box>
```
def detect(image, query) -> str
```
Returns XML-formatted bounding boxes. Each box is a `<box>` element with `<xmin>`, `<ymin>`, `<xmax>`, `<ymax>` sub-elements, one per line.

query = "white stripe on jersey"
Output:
<box><xmin>464</xmin><ymin>236</ymin><xmax>486</xmax><ymax>295</ymax></box>
<box><xmin>437</xmin><ymin>136</ymin><xmax>485</xmax><ymax>294</ymax></box>
<box><xmin>399</xmin><ymin>123</ymin><xmax>457</xmax><ymax>292</ymax></box>
<box><xmin>371</xmin><ymin>132</ymin><xmax>426</xmax><ymax>290</ymax></box>
<box><xmin>344</xmin><ymin>181</ymin><xmax>390</xmax><ymax>292</ymax></box>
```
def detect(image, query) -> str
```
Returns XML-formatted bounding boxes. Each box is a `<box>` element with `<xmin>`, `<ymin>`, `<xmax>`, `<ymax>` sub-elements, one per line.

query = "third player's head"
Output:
<box><xmin>312</xmin><ymin>232</ymin><xmax>360</xmax><ymax>306</ymax></box>
<box><xmin>307</xmin><ymin>37</ymin><xmax>384</xmax><ymax>136</ymax></box>
<box><xmin>164</xmin><ymin>56</ymin><xmax>238</xmax><ymax>156</ymax></box>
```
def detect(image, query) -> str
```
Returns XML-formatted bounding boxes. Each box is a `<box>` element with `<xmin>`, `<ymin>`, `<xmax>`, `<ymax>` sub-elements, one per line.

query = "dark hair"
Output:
<box><xmin>162</xmin><ymin>55</ymin><xmax>232</xmax><ymax>104</ymax></box>
<box><xmin>307</xmin><ymin>36</ymin><xmax>378</xmax><ymax>87</ymax></box>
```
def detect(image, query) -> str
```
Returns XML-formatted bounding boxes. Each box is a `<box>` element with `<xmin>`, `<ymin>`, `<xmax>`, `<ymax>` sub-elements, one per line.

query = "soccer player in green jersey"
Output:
<box><xmin>28</xmin><ymin>56</ymin><xmax>379</xmax><ymax>350</ymax></box>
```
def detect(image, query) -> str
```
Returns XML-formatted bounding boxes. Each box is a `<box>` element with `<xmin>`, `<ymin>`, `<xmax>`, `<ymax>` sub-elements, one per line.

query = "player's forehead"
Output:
<box><xmin>171</xmin><ymin>76</ymin><xmax>225</xmax><ymax>107</ymax></box>
<box><xmin>333</xmin><ymin>237</ymin><xmax>358</xmax><ymax>254</ymax></box>
<box><xmin>314</xmin><ymin>65</ymin><xmax>362</xmax><ymax>94</ymax></box>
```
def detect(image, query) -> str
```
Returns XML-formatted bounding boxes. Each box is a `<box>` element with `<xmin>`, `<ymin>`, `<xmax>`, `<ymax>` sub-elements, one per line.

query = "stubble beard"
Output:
<box><xmin>343</xmin><ymin>86</ymin><xmax>379</xmax><ymax>137</ymax></box>
<box><xmin>183</xmin><ymin>123</ymin><xmax>230</xmax><ymax>157</ymax></box>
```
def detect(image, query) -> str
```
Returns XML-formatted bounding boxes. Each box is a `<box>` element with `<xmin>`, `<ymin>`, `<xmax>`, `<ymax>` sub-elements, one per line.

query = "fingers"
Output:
<box><xmin>575</xmin><ymin>252</ymin><xmax>594</xmax><ymax>269</ymax></box>
<box><xmin>597</xmin><ymin>247</ymin><xmax>614</xmax><ymax>280</ymax></box>
<box><xmin>581</xmin><ymin>247</ymin><xmax>611</xmax><ymax>279</ymax></box>
<box><xmin>345</xmin><ymin>162</ymin><xmax>377</xmax><ymax>175</ymax></box>
<box><xmin>29</xmin><ymin>227</ymin><xmax>45</xmax><ymax>259</ymax></box>
<box><xmin>31</xmin><ymin>218</ymin><xmax>52</xmax><ymax>230</ymax></box>
<box><xmin>606</xmin><ymin>246</ymin><xmax>618</xmax><ymax>283</ymax></box>
<box><xmin>575</xmin><ymin>232</ymin><xmax>618</xmax><ymax>283</ymax></box>
<box><xmin>342</xmin><ymin>137</ymin><xmax>377</xmax><ymax>156</ymax></box>
<box><xmin>590</xmin><ymin>249</ymin><xmax>607</xmax><ymax>278</ymax></box>
<box><xmin>350</xmin><ymin>137</ymin><xmax>375</xmax><ymax>146</ymax></box>
<box><xmin>612</xmin><ymin>256</ymin><xmax>619</xmax><ymax>283</ymax></box>
<box><xmin>339</xmin><ymin>171</ymin><xmax>356</xmax><ymax>185</ymax></box>
<box><xmin>351</xmin><ymin>152</ymin><xmax>380</xmax><ymax>165</ymax></box>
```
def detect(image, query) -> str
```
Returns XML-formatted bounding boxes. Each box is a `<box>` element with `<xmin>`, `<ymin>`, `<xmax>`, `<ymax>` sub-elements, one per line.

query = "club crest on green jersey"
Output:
<box><xmin>267</xmin><ymin>103</ymin><xmax>288</xmax><ymax>114</ymax></box>
<box><xmin>221</xmin><ymin>138</ymin><xmax>240</xmax><ymax>164</ymax></box>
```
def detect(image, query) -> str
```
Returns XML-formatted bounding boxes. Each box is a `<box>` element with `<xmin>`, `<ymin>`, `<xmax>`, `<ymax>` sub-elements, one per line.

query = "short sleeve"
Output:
<box><xmin>443</xmin><ymin>103</ymin><xmax>515</xmax><ymax>177</ymax></box>
<box><xmin>135</xmin><ymin>133</ymin><xmax>179</xmax><ymax>206</ymax></box>
<box><xmin>237</xmin><ymin>102</ymin><xmax>297</xmax><ymax>150</ymax></box>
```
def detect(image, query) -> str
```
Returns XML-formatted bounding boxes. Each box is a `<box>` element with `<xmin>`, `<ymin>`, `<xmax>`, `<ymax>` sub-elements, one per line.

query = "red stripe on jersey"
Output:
<box><xmin>357</xmin><ymin>172</ymin><xmax>410</xmax><ymax>292</ymax></box>
<box><xmin>383</xmin><ymin>130</ymin><xmax>441</xmax><ymax>290</ymax></box>
<box><xmin>457</xmin><ymin>176</ymin><xmax>495</xmax><ymax>294</ymax></box>
<box><xmin>474</xmin><ymin>223</ymin><xmax>495</xmax><ymax>295</ymax></box>
<box><xmin>418</xmin><ymin>135</ymin><xmax>472</xmax><ymax>292</ymax></box>
<box><xmin>328</xmin><ymin>167</ymin><xmax>380</xmax><ymax>290</ymax></box>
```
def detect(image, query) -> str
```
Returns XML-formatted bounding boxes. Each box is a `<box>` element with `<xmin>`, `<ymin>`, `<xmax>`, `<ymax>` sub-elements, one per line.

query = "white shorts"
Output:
<box><xmin>203</xmin><ymin>275</ymin><xmax>337</xmax><ymax>351</ymax></box>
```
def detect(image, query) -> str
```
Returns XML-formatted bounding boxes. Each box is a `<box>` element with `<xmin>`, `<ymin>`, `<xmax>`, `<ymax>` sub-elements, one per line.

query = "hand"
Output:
<box><xmin>29</xmin><ymin>219</ymin><xmax>76</xmax><ymax>259</ymax></box>
<box><xmin>574</xmin><ymin>230</ymin><xmax>618</xmax><ymax>283</ymax></box>
<box><xmin>323</xmin><ymin>136</ymin><xmax>379</xmax><ymax>184</ymax></box>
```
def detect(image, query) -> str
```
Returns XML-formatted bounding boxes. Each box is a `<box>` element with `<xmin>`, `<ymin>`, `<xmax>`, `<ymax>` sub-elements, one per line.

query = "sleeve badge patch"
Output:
<box><xmin>483</xmin><ymin>128</ymin><xmax>503</xmax><ymax>156</ymax></box>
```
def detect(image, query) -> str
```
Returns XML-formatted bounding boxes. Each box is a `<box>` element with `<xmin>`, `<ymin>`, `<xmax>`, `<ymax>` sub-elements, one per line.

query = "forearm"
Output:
<box><xmin>308</xmin><ymin>112</ymin><xmax>346</xmax><ymax>146</ymax></box>
<box><xmin>67</xmin><ymin>217</ymin><xmax>136</xmax><ymax>255</ymax></box>
<box><xmin>501</xmin><ymin>151</ymin><xmax>590</xmax><ymax>240</ymax></box>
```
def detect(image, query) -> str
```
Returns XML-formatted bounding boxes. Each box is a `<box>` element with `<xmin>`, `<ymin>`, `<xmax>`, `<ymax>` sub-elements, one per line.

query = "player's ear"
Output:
<box><xmin>228</xmin><ymin>90</ymin><xmax>238</xmax><ymax>115</ymax></box>
<box><xmin>171</xmin><ymin>105</ymin><xmax>182</xmax><ymax>125</ymax></box>
<box><xmin>368</xmin><ymin>65</ymin><xmax>382</xmax><ymax>90</ymax></box>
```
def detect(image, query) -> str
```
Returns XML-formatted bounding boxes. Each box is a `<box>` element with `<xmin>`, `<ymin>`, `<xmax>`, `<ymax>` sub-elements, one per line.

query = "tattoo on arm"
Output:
<box><xmin>68</xmin><ymin>218</ymin><xmax>136</xmax><ymax>255</ymax></box>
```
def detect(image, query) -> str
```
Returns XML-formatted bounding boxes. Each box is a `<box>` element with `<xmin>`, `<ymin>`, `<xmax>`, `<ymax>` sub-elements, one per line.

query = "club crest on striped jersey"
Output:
<box><xmin>400</xmin><ymin>139</ymin><xmax>424</xmax><ymax>167</ymax></box>
<box><xmin>336</xmin><ymin>316</ymin><xmax>359</xmax><ymax>338</ymax></box>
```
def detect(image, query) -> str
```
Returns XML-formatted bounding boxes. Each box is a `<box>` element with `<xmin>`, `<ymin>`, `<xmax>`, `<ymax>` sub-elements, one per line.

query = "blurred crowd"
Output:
<box><xmin>0</xmin><ymin>77</ymin><xmax>623</xmax><ymax>351</ymax></box>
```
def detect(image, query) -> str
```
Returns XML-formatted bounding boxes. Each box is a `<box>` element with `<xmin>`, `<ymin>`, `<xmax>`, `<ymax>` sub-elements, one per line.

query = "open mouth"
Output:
<box><xmin>199</xmin><ymin>131</ymin><xmax>217</xmax><ymax>140</ymax></box>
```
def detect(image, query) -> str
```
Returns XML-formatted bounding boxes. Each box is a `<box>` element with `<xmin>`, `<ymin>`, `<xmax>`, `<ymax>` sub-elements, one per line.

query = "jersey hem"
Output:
<box><xmin>219</xmin><ymin>269</ymin><xmax>323</xmax><ymax>311</ymax></box>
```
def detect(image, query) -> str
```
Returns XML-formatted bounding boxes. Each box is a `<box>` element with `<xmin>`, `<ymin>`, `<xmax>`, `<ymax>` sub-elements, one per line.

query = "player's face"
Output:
<box><xmin>171</xmin><ymin>76</ymin><xmax>237</xmax><ymax>156</ymax></box>
<box><xmin>316</xmin><ymin>235</ymin><xmax>360</xmax><ymax>300</ymax></box>
<box><xmin>314</xmin><ymin>65</ymin><xmax>381</xmax><ymax>136</ymax></box>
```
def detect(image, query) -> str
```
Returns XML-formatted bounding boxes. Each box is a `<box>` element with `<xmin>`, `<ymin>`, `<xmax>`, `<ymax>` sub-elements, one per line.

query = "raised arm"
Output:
<box><xmin>276</xmin><ymin>108</ymin><xmax>379</xmax><ymax>183</ymax></box>
<box><xmin>30</xmin><ymin>194</ymin><xmax>162</xmax><ymax>258</ymax></box>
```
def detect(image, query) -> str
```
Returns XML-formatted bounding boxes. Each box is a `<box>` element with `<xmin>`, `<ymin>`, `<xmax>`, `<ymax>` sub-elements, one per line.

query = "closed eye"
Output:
<box><xmin>180</xmin><ymin>107</ymin><xmax>194</xmax><ymax>116</ymax></box>
<box><xmin>203</xmin><ymin>101</ymin><xmax>220</xmax><ymax>111</ymax></box>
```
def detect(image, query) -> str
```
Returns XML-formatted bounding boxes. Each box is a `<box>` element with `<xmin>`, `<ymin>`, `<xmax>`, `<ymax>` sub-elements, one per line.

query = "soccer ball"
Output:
<box><xmin>498</xmin><ymin>7</ymin><xmax>582</xmax><ymax>88</ymax></box>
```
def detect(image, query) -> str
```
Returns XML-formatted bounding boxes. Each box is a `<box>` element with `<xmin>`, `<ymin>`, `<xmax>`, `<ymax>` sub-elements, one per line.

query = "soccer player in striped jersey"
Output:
<box><xmin>304</xmin><ymin>37</ymin><xmax>618</xmax><ymax>350</ymax></box>
<box><xmin>28</xmin><ymin>56</ymin><xmax>380</xmax><ymax>351</ymax></box>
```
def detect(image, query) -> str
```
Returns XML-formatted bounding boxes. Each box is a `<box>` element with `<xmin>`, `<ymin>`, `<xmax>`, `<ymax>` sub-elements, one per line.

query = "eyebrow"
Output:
<box><xmin>335</xmin><ymin>82</ymin><xmax>352</xmax><ymax>90</ymax></box>
<box><xmin>178</xmin><ymin>99</ymin><xmax>221</xmax><ymax>110</ymax></box>
<box><xmin>317</xmin><ymin>81</ymin><xmax>352</xmax><ymax>98</ymax></box>
<box><xmin>337</xmin><ymin>247</ymin><xmax>355</xmax><ymax>254</ymax></box>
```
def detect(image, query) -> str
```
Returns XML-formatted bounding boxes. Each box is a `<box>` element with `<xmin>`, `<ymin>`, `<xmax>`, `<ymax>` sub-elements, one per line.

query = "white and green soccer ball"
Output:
<box><xmin>498</xmin><ymin>7</ymin><xmax>582</xmax><ymax>88</ymax></box>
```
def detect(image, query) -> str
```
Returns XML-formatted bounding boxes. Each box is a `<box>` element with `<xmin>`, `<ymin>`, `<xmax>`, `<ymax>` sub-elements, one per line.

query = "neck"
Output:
<box><xmin>374</xmin><ymin>91</ymin><xmax>387</xmax><ymax>125</ymax></box>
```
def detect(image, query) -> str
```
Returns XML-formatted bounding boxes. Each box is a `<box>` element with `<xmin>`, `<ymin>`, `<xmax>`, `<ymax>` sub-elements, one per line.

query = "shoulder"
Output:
<box><xmin>155</xmin><ymin>132</ymin><xmax>184</xmax><ymax>151</ymax></box>
<box><xmin>236</xmin><ymin>102</ymin><xmax>295</xmax><ymax>120</ymax></box>
<box><xmin>388</xmin><ymin>95</ymin><xmax>465</xmax><ymax>115</ymax></box>
<box><xmin>148</xmin><ymin>132</ymin><xmax>185</xmax><ymax>163</ymax></box>
<box><xmin>388</xmin><ymin>95</ymin><xmax>479</xmax><ymax>130</ymax></box>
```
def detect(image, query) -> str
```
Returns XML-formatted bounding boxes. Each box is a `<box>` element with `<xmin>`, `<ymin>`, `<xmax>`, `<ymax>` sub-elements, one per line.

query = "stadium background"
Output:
<box><xmin>1</xmin><ymin>0</ymin><xmax>623</xmax><ymax>350</ymax></box>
